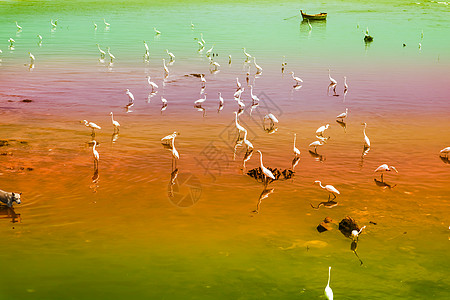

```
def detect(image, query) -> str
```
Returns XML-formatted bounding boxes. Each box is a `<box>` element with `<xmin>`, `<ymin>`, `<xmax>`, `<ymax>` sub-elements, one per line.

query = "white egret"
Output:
<box><xmin>264</xmin><ymin>114</ymin><xmax>279</xmax><ymax>127</ymax></box>
<box><xmin>195</xmin><ymin>94</ymin><xmax>207</xmax><ymax>105</ymax></box>
<box><xmin>92</xmin><ymin>140</ymin><xmax>99</xmax><ymax>165</ymax></box>
<box><xmin>256</xmin><ymin>150</ymin><xmax>275</xmax><ymax>182</ymax></box>
<box><xmin>243</xmin><ymin>48</ymin><xmax>252</xmax><ymax>61</ymax></box>
<box><xmin>146</xmin><ymin>75</ymin><xmax>158</xmax><ymax>92</ymax></box>
<box><xmin>161</xmin><ymin>96</ymin><xmax>168</xmax><ymax>105</ymax></box>
<box><xmin>200</xmin><ymin>74</ymin><xmax>206</xmax><ymax>86</ymax></box>
<box><xmin>200</xmin><ymin>33</ymin><xmax>206</xmax><ymax>45</ymax></box>
<box><xmin>162</xmin><ymin>59</ymin><xmax>169</xmax><ymax>77</ymax></box>
<box><xmin>344</xmin><ymin>76</ymin><xmax>348</xmax><ymax>91</ymax></box>
<box><xmin>170</xmin><ymin>137</ymin><xmax>179</xmax><ymax>169</ymax></box>
<box><xmin>15</xmin><ymin>21</ymin><xmax>22</xmax><ymax>31</ymax></box>
<box><xmin>110</xmin><ymin>112</ymin><xmax>120</xmax><ymax>132</ymax></box>
<box><xmin>234</xmin><ymin>111</ymin><xmax>247</xmax><ymax>137</ymax></box>
<box><xmin>218</xmin><ymin>92</ymin><xmax>224</xmax><ymax>106</ymax></box>
<box><xmin>37</xmin><ymin>34</ymin><xmax>43</xmax><ymax>43</ymax></box>
<box><xmin>315</xmin><ymin>181</ymin><xmax>340</xmax><ymax>200</ymax></box>
<box><xmin>336</xmin><ymin>108</ymin><xmax>348</xmax><ymax>119</ymax></box>
<box><xmin>235</xmin><ymin>97</ymin><xmax>245</xmax><ymax>109</ymax></box>
<box><xmin>328</xmin><ymin>69</ymin><xmax>337</xmax><ymax>85</ymax></box>
<box><xmin>236</xmin><ymin>78</ymin><xmax>242</xmax><ymax>90</ymax></box>
<box><xmin>107</xmin><ymin>47</ymin><xmax>115</xmax><ymax>63</ymax></box>
<box><xmin>93</xmin><ymin>22</ymin><xmax>97</xmax><ymax>30</ymax></box>
<box><xmin>50</xmin><ymin>19</ymin><xmax>57</xmax><ymax>28</ymax></box>
<box><xmin>83</xmin><ymin>120</ymin><xmax>101</xmax><ymax>135</ymax></box>
<box><xmin>8</xmin><ymin>38</ymin><xmax>15</xmax><ymax>47</ymax></box>
<box><xmin>166</xmin><ymin>49</ymin><xmax>175</xmax><ymax>61</ymax></box>
<box><xmin>291</xmin><ymin>72</ymin><xmax>303</xmax><ymax>85</ymax></box>
<box><xmin>143</xmin><ymin>41</ymin><xmax>150</xmax><ymax>60</ymax></box>
<box><xmin>234</xmin><ymin>88</ymin><xmax>244</xmax><ymax>99</ymax></box>
<box><xmin>125</xmin><ymin>89</ymin><xmax>135</xmax><ymax>102</ymax></box>
<box><xmin>362</xmin><ymin>122</ymin><xmax>371</xmax><ymax>148</ymax></box>
<box><xmin>103</xmin><ymin>18</ymin><xmax>110</xmax><ymax>27</ymax></box>
<box><xmin>440</xmin><ymin>147</ymin><xmax>450</xmax><ymax>157</ymax></box>
<box><xmin>154</xmin><ymin>27</ymin><xmax>161</xmax><ymax>35</ymax></box>
<box><xmin>161</xmin><ymin>131</ymin><xmax>179</xmax><ymax>144</ymax></box>
<box><xmin>190</xmin><ymin>21</ymin><xmax>194</xmax><ymax>29</ymax></box>
<box><xmin>243</xmin><ymin>130</ymin><xmax>253</xmax><ymax>150</ymax></box>
<box><xmin>351</xmin><ymin>226</ymin><xmax>366</xmax><ymax>241</ymax></box>
<box><xmin>28</xmin><ymin>52</ymin><xmax>35</xmax><ymax>65</ymax></box>
<box><xmin>253</xmin><ymin>57</ymin><xmax>263</xmax><ymax>73</ymax></box>
<box><xmin>211</xmin><ymin>61</ymin><xmax>220</xmax><ymax>70</ymax></box>
<box><xmin>293</xmin><ymin>134</ymin><xmax>300</xmax><ymax>157</ymax></box>
<box><xmin>206</xmin><ymin>45</ymin><xmax>214</xmax><ymax>57</ymax></box>
<box><xmin>195</xmin><ymin>38</ymin><xmax>204</xmax><ymax>49</ymax></box>
<box><xmin>309</xmin><ymin>140</ymin><xmax>324</xmax><ymax>152</ymax></box>
<box><xmin>96</xmin><ymin>44</ymin><xmax>106</xmax><ymax>59</ymax></box>
<box><xmin>324</xmin><ymin>266</ymin><xmax>333</xmax><ymax>300</ymax></box>
<box><xmin>249</xmin><ymin>85</ymin><xmax>260</xmax><ymax>102</ymax></box>
<box><xmin>316</xmin><ymin>124</ymin><xmax>330</xmax><ymax>137</ymax></box>
<box><xmin>374</xmin><ymin>164</ymin><xmax>398</xmax><ymax>181</ymax></box>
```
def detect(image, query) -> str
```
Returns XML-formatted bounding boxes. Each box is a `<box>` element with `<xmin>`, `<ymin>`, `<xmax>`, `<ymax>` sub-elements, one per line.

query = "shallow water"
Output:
<box><xmin>1</xmin><ymin>0</ymin><xmax>450</xmax><ymax>299</ymax></box>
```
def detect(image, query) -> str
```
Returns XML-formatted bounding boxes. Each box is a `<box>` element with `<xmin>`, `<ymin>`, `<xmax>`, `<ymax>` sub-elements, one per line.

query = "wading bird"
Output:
<box><xmin>146</xmin><ymin>75</ymin><xmax>158</xmax><ymax>92</ymax></box>
<box><xmin>107</xmin><ymin>47</ymin><xmax>115</xmax><ymax>63</ymax></box>
<box><xmin>125</xmin><ymin>89</ymin><xmax>135</xmax><ymax>102</ymax></box>
<box><xmin>253</xmin><ymin>57</ymin><xmax>263</xmax><ymax>73</ymax></box>
<box><xmin>92</xmin><ymin>140</ymin><xmax>99</xmax><ymax>167</ymax></box>
<box><xmin>37</xmin><ymin>34</ymin><xmax>43</xmax><ymax>44</ymax></box>
<box><xmin>84</xmin><ymin>120</ymin><xmax>101</xmax><ymax>135</ymax></box>
<box><xmin>309</xmin><ymin>140</ymin><xmax>324</xmax><ymax>152</ymax></box>
<box><xmin>316</xmin><ymin>124</ymin><xmax>329</xmax><ymax>137</ymax></box>
<box><xmin>93</xmin><ymin>22</ymin><xmax>97</xmax><ymax>30</ymax></box>
<box><xmin>291</xmin><ymin>71</ymin><xmax>303</xmax><ymax>85</ymax></box>
<box><xmin>351</xmin><ymin>226</ymin><xmax>366</xmax><ymax>241</ymax></box>
<box><xmin>256</xmin><ymin>150</ymin><xmax>275</xmax><ymax>184</ymax></box>
<box><xmin>163</xmin><ymin>59</ymin><xmax>169</xmax><ymax>77</ymax></box>
<box><xmin>328</xmin><ymin>69</ymin><xmax>337</xmax><ymax>85</ymax></box>
<box><xmin>161</xmin><ymin>131</ymin><xmax>179</xmax><ymax>144</ymax></box>
<box><xmin>264</xmin><ymin>113</ymin><xmax>279</xmax><ymax>127</ymax></box>
<box><xmin>325</xmin><ymin>266</ymin><xmax>333</xmax><ymax>300</ymax></box>
<box><xmin>218</xmin><ymin>92</ymin><xmax>224</xmax><ymax>106</ymax></box>
<box><xmin>440</xmin><ymin>147</ymin><xmax>450</xmax><ymax>157</ymax></box>
<box><xmin>344</xmin><ymin>76</ymin><xmax>348</xmax><ymax>92</ymax></box>
<box><xmin>315</xmin><ymin>181</ymin><xmax>340</xmax><ymax>200</ymax></box>
<box><xmin>195</xmin><ymin>94</ymin><xmax>207</xmax><ymax>106</ymax></box>
<box><xmin>15</xmin><ymin>21</ymin><xmax>22</xmax><ymax>31</ymax></box>
<box><xmin>166</xmin><ymin>49</ymin><xmax>175</xmax><ymax>61</ymax></box>
<box><xmin>103</xmin><ymin>18</ymin><xmax>110</xmax><ymax>27</ymax></box>
<box><xmin>362</xmin><ymin>122</ymin><xmax>371</xmax><ymax>148</ymax></box>
<box><xmin>29</xmin><ymin>52</ymin><xmax>35</xmax><ymax>65</ymax></box>
<box><xmin>374</xmin><ymin>164</ymin><xmax>398</xmax><ymax>181</ymax></box>
<box><xmin>200</xmin><ymin>74</ymin><xmax>206</xmax><ymax>86</ymax></box>
<box><xmin>228</xmin><ymin>55</ymin><xmax>232</xmax><ymax>64</ymax></box>
<box><xmin>50</xmin><ymin>19</ymin><xmax>57</xmax><ymax>28</ymax></box>
<box><xmin>234</xmin><ymin>111</ymin><xmax>247</xmax><ymax>138</ymax></box>
<box><xmin>154</xmin><ymin>27</ymin><xmax>161</xmax><ymax>35</ymax></box>
<box><xmin>8</xmin><ymin>38</ymin><xmax>15</xmax><ymax>47</ymax></box>
<box><xmin>243</xmin><ymin>47</ymin><xmax>252</xmax><ymax>61</ymax></box>
<box><xmin>249</xmin><ymin>85</ymin><xmax>260</xmax><ymax>102</ymax></box>
<box><xmin>206</xmin><ymin>45</ymin><xmax>214</xmax><ymax>57</ymax></box>
<box><xmin>96</xmin><ymin>44</ymin><xmax>106</xmax><ymax>59</ymax></box>
<box><xmin>336</xmin><ymin>108</ymin><xmax>348</xmax><ymax>119</ymax></box>
<box><xmin>110</xmin><ymin>112</ymin><xmax>120</xmax><ymax>133</ymax></box>
<box><xmin>293</xmin><ymin>133</ymin><xmax>300</xmax><ymax>157</ymax></box>
<box><xmin>236</xmin><ymin>77</ymin><xmax>242</xmax><ymax>90</ymax></box>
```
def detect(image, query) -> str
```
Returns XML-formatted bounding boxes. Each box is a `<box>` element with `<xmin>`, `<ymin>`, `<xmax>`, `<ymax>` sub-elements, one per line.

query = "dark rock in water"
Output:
<box><xmin>0</xmin><ymin>140</ymin><xmax>10</xmax><ymax>147</ymax></box>
<box><xmin>317</xmin><ymin>217</ymin><xmax>333</xmax><ymax>233</ymax></box>
<box><xmin>339</xmin><ymin>216</ymin><xmax>360</xmax><ymax>238</ymax></box>
<box><xmin>22</xmin><ymin>99</ymin><xmax>33</xmax><ymax>103</ymax></box>
<box><xmin>247</xmin><ymin>167</ymin><xmax>294</xmax><ymax>183</ymax></box>
<box><xmin>364</xmin><ymin>35</ymin><xmax>374</xmax><ymax>43</ymax></box>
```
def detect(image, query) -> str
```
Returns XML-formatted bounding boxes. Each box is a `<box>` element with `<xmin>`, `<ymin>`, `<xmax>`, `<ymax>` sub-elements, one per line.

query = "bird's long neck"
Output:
<box><xmin>363</xmin><ymin>124</ymin><xmax>367</xmax><ymax>136</ymax></box>
<box><xmin>294</xmin><ymin>134</ymin><xmax>297</xmax><ymax>147</ymax></box>
<box><xmin>259</xmin><ymin>152</ymin><xmax>264</xmax><ymax>168</ymax></box>
<box><xmin>111</xmin><ymin>113</ymin><xmax>114</xmax><ymax>122</ymax></box>
<box><xmin>317</xmin><ymin>181</ymin><xmax>325</xmax><ymax>189</ymax></box>
<box><xmin>328</xmin><ymin>267</ymin><xmax>331</xmax><ymax>285</ymax></box>
<box><xmin>93</xmin><ymin>141</ymin><xmax>97</xmax><ymax>151</ymax></box>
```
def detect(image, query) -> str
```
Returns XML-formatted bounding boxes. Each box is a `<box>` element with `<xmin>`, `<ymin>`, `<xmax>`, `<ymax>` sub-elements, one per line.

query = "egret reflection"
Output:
<box><xmin>310</xmin><ymin>199</ymin><xmax>338</xmax><ymax>209</ymax></box>
<box><xmin>253</xmin><ymin>188</ymin><xmax>275</xmax><ymax>214</ymax></box>
<box><xmin>374</xmin><ymin>178</ymin><xmax>397</xmax><ymax>189</ymax></box>
<box><xmin>309</xmin><ymin>150</ymin><xmax>326</xmax><ymax>162</ymax></box>
<box><xmin>336</xmin><ymin>119</ymin><xmax>346</xmax><ymax>132</ymax></box>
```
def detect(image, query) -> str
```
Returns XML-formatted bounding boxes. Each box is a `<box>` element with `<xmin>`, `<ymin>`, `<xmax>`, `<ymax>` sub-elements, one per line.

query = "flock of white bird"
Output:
<box><xmin>5</xmin><ymin>19</ymin><xmax>450</xmax><ymax>300</ymax></box>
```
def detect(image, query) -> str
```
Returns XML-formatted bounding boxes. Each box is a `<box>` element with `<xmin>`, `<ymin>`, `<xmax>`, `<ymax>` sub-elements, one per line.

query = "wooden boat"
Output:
<box><xmin>300</xmin><ymin>10</ymin><xmax>327</xmax><ymax>21</ymax></box>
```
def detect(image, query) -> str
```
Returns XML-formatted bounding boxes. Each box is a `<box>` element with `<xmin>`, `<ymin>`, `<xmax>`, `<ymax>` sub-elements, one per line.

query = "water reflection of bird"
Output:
<box><xmin>314</xmin><ymin>180</ymin><xmax>340</xmax><ymax>200</ymax></box>
<box><xmin>374</xmin><ymin>178</ymin><xmax>396</xmax><ymax>189</ymax></box>
<box><xmin>325</xmin><ymin>266</ymin><xmax>333</xmax><ymax>300</ymax></box>
<box><xmin>310</xmin><ymin>200</ymin><xmax>338</xmax><ymax>209</ymax></box>
<box><xmin>256</xmin><ymin>150</ymin><xmax>275</xmax><ymax>185</ymax></box>
<box><xmin>253</xmin><ymin>188</ymin><xmax>274</xmax><ymax>214</ymax></box>
<box><xmin>439</xmin><ymin>155</ymin><xmax>450</xmax><ymax>164</ymax></box>
<box><xmin>362</xmin><ymin>122</ymin><xmax>371</xmax><ymax>148</ymax></box>
<box><xmin>336</xmin><ymin>119</ymin><xmax>346</xmax><ymax>132</ymax></box>
<box><xmin>309</xmin><ymin>150</ymin><xmax>325</xmax><ymax>162</ymax></box>
<box><xmin>374</xmin><ymin>164</ymin><xmax>398</xmax><ymax>181</ymax></box>
<box><xmin>293</xmin><ymin>134</ymin><xmax>300</xmax><ymax>157</ymax></box>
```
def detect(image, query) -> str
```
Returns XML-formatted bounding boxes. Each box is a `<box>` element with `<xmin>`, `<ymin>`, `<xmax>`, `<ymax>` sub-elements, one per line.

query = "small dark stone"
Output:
<box><xmin>402</xmin><ymin>43</ymin><xmax>406</xmax><ymax>47</ymax></box>
<box><xmin>317</xmin><ymin>223</ymin><xmax>329</xmax><ymax>233</ymax></box>
<box><xmin>0</xmin><ymin>140</ymin><xmax>9</xmax><ymax>147</ymax></box>
<box><xmin>22</xmin><ymin>99</ymin><xmax>33</xmax><ymax>103</ymax></box>
<box><xmin>26</xmin><ymin>167</ymin><xmax>34</xmax><ymax>171</ymax></box>
<box><xmin>324</xmin><ymin>217</ymin><xmax>333</xmax><ymax>223</ymax></box>
<box><xmin>369</xmin><ymin>221</ymin><xmax>377</xmax><ymax>225</ymax></box>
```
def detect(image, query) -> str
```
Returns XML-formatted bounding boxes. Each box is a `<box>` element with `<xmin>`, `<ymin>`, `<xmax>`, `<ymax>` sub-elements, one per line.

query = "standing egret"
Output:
<box><xmin>249</xmin><ymin>85</ymin><xmax>260</xmax><ymax>102</ymax></box>
<box><xmin>92</xmin><ymin>140</ymin><xmax>99</xmax><ymax>167</ymax></box>
<box><xmin>96</xmin><ymin>44</ymin><xmax>106</xmax><ymax>59</ymax></box>
<box><xmin>195</xmin><ymin>94</ymin><xmax>207</xmax><ymax>105</ymax></box>
<box><xmin>200</xmin><ymin>33</ymin><xmax>206</xmax><ymax>45</ymax></box>
<box><xmin>125</xmin><ymin>89</ymin><xmax>135</xmax><ymax>102</ymax></box>
<box><xmin>264</xmin><ymin>114</ymin><xmax>279</xmax><ymax>127</ymax></box>
<box><xmin>336</xmin><ymin>108</ymin><xmax>348</xmax><ymax>119</ymax></box>
<box><xmin>324</xmin><ymin>266</ymin><xmax>333</xmax><ymax>300</ymax></box>
<box><xmin>37</xmin><ymin>34</ymin><xmax>43</xmax><ymax>45</ymax></box>
<box><xmin>8</xmin><ymin>38</ymin><xmax>15</xmax><ymax>47</ymax></box>
<box><xmin>166</xmin><ymin>49</ymin><xmax>175</xmax><ymax>61</ymax></box>
<box><xmin>362</xmin><ymin>122</ymin><xmax>371</xmax><ymax>148</ymax></box>
<box><xmin>309</xmin><ymin>140</ymin><xmax>324</xmax><ymax>152</ymax></box>
<box><xmin>253</xmin><ymin>57</ymin><xmax>263</xmax><ymax>73</ymax></box>
<box><xmin>291</xmin><ymin>71</ymin><xmax>303</xmax><ymax>85</ymax></box>
<box><xmin>190</xmin><ymin>21</ymin><xmax>194</xmax><ymax>29</ymax></box>
<box><xmin>218</xmin><ymin>92</ymin><xmax>224</xmax><ymax>106</ymax></box>
<box><xmin>344</xmin><ymin>76</ymin><xmax>348</xmax><ymax>91</ymax></box>
<box><xmin>93</xmin><ymin>22</ymin><xmax>97</xmax><ymax>30</ymax></box>
<box><xmin>28</xmin><ymin>52</ymin><xmax>35</xmax><ymax>65</ymax></box>
<box><xmin>143</xmin><ymin>41</ymin><xmax>150</xmax><ymax>60</ymax></box>
<box><xmin>236</xmin><ymin>77</ymin><xmax>242</xmax><ymax>90</ymax></box>
<box><xmin>15</xmin><ymin>21</ymin><xmax>22</xmax><ymax>31</ymax></box>
<box><xmin>293</xmin><ymin>134</ymin><xmax>301</xmax><ymax>157</ymax></box>
<box><xmin>235</xmin><ymin>96</ymin><xmax>245</xmax><ymax>109</ymax></box>
<box><xmin>211</xmin><ymin>61</ymin><xmax>220</xmax><ymax>70</ymax></box>
<box><xmin>50</xmin><ymin>19</ymin><xmax>57</xmax><ymax>28</ymax></box>
<box><xmin>107</xmin><ymin>47</ymin><xmax>115</xmax><ymax>63</ymax></box>
<box><xmin>161</xmin><ymin>96</ymin><xmax>168</xmax><ymax>106</ymax></box>
<box><xmin>328</xmin><ymin>69</ymin><xmax>337</xmax><ymax>85</ymax></box>
<box><xmin>161</xmin><ymin>131</ymin><xmax>179</xmax><ymax>144</ymax></box>
<box><xmin>200</xmin><ymin>74</ymin><xmax>206</xmax><ymax>86</ymax></box>
<box><xmin>110</xmin><ymin>112</ymin><xmax>120</xmax><ymax>133</ymax></box>
<box><xmin>352</xmin><ymin>226</ymin><xmax>366</xmax><ymax>241</ymax></box>
<box><xmin>162</xmin><ymin>59</ymin><xmax>169</xmax><ymax>77</ymax></box>
<box><xmin>228</xmin><ymin>55</ymin><xmax>232</xmax><ymax>64</ymax></box>
<box><xmin>154</xmin><ymin>27</ymin><xmax>161</xmax><ymax>35</ymax></box>
<box><xmin>103</xmin><ymin>18</ymin><xmax>110</xmax><ymax>27</ymax></box>
<box><xmin>374</xmin><ymin>164</ymin><xmax>398</xmax><ymax>181</ymax></box>
<box><xmin>440</xmin><ymin>147</ymin><xmax>450</xmax><ymax>157</ymax></box>
<box><xmin>234</xmin><ymin>111</ymin><xmax>247</xmax><ymax>137</ymax></box>
<box><xmin>206</xmin><ymin>45</ymin><xmax>214</xmax><ymax>57</ymax></box>
<box><xmin>84</xmin><ymin>120</ymin><xmax>101</xmax><ymax>136</ymax></box>
<box><xmin>315</xmin><ymin>181</ymin><xmax>340</xmax><ymax>200</ymax></box>
<box><xmin>243</xmin><ymin>130</ymin><xmax>253</xmax><ymax>150</ymax></box>
<box><xmin>316</xmin><ymin>124</ymin><xmax>330</xmax><ymax>137</ymax></box>
<box><xmin>146</xmin><ymin>75</ymin><xmax>158</xmax><ymax>92</ymax></box>
<box><xmin>234</xmin><ymin>88</ymin><xmax>244</xmax><ymax>99</ymax></box>
<box><xmin>243</xmin><ymin>48</ymin><xmax>252</xmax><ymax>61</ymax></box>
<box><xmin>256</xmin><ymin>150</ymin><xmax>276</xmax><ymax>185</ymax></box>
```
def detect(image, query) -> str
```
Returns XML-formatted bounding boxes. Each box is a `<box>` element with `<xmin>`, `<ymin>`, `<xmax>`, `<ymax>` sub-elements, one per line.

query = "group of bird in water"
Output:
<box><xmin>4</xmin><ymin>18</ymin><xmax>450</xmax><ymax>300</ymax></box>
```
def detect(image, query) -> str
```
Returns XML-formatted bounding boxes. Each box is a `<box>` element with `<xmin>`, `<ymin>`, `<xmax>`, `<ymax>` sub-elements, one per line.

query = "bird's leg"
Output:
<box><xmin>328</xmin><ymin>193</ymin><xmax>330</xmax><ymax>201</ymax></box>
<box><xmin>331</xmin><ymin>193</ymin><xmax>336</xmax><ymax>200</ymax></box>
<box><xmin>381</xmin><ymin>173</ymin><xmax>384</xmax><ymax>182</ymax></box>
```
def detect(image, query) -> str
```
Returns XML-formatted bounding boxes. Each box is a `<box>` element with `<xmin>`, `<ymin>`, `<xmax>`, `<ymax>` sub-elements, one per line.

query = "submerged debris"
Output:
<box><xmin>338</xmin><ymin>216</ymin><xmax>360</xmax><ymax>238</ymax></box>
<box><xmin>247</xmin><ymin>167</ymin><xmax>294</xmax><ymax>183</ymax></box>
<box><xmin>317</xmin><ymin>217</ymin><xmax>333</xmax><ymax>233</ymax></box>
